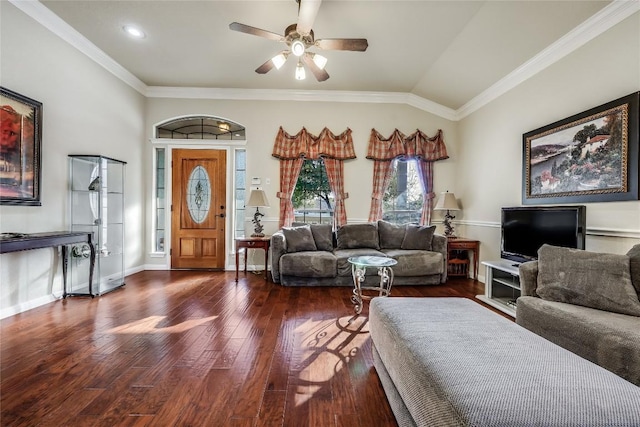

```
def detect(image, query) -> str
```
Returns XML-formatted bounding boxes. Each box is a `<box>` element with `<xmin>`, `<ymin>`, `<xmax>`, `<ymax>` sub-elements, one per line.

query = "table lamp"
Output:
<box><xmin>434</xmin><ymin>191</ymin><xmax>460</xmax><ymax>238</ymax></box>
<box><xmin>246</xmin><ymin>189</ymin><xmax>270</xmax><ymax>237</ymax></box>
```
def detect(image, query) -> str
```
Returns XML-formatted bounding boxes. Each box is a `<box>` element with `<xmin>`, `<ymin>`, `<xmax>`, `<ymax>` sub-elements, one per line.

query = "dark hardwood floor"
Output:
<box><xmin>1</xmin><ymin>271</ymin><xmax>507</xmax><ymax>427</ymax></box>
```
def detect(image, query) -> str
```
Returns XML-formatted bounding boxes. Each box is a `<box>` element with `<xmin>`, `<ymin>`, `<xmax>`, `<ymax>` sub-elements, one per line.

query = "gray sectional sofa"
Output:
<box><xmin>517</xmin><ymin>243</ymin><xmax>640</xmax><ymax>386</ymax></box>
<box><xmin>269</xmin><ymin>221</ymin><xmax>447</xmax><ymax>286</ymax></box>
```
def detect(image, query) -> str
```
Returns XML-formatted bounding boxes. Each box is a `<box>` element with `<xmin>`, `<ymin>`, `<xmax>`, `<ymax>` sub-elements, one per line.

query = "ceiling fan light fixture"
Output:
<box><xmin>311</xmin><ymin>53</ymin><xmax>327</xmax><ymax>69</ymax></box>
<box><xmin>218</xmin><ymin>121</ymin><xmax>230</xmax><ymax>132</ymax></box>
<box><xmin>291</xmin><ymin>39</ymin><xmax>305</xmax><ymax>57</ymax></box>
<box><xmin>271</xmin><ymin>53</ymin><xmax>288</xmax><ymax>70</ymax></box>
<box><xmin>295</xmin><ymin>61</ymin><xmax>306</xmax><ymax>80</ymax></box>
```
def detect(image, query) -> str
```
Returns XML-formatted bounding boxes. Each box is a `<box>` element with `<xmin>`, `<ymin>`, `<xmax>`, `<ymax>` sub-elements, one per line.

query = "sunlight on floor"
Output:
<box><xmin>106</xmin><ymin>315</ymin><xmax>218</xmax><ymax>334</ymax></box>
<box><xmin>293</xmin><ymin>315</ymin><xmax>370</xmax><ymax>406</ymax></box>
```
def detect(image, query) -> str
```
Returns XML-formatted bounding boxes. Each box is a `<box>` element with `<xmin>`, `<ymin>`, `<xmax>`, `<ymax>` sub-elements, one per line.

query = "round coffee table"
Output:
<box><xmin>348</xmin><ymin>255</ymin><xmax>398</xmax><ymax>315</ymax></box>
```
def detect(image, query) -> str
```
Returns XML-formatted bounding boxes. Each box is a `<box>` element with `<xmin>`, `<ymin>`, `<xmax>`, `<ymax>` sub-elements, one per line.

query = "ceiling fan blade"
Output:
<box><xmin>315</xmin><ymin>38</ymin><xmax>368</xmax><ymax>52</ymax></box>
<box><xmin>255</xmin><ymin>58</ymin><xmax>275</xmax><ymax>74</ymax></box>
<box><xmin>255</xmin><ymin>50</ymin><xmax>290</xmax><ymax>74</ymax></box>
<box><xmin>302</xmin><ymin>53</ymin><xmax>329</xmax><ymax>82</ymax></box>
<box><xmin>229</xmin><ymin>22</ymin><xmax>285</xmax><ymax>42</ymax></box>
<box><xmin>296</xmin><ymin>0</ymin><xmax>322</xmax><ymax>36</ymax></box>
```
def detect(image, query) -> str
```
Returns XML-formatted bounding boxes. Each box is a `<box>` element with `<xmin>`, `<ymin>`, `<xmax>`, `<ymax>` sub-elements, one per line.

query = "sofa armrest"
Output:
<box><xmin>519</xmin><ymin>261</ymin><xmax>539</xmax><ymax>297</ymax></box>
<box><xmin>431</xmin><ymin>234</ymin><xmax>448</xmax><ymax>283</ymax></box>
<box><xmin>270</xmin><ymin>231</ymin><xmax>287</xmax><ymax>284</ymax></box>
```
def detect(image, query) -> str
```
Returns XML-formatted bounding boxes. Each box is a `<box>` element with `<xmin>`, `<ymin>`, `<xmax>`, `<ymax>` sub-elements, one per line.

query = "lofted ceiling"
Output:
<box><xmin>32</xmin><ymin>0</ymin><xmax>623</xmax><ymax>112</ymax></box>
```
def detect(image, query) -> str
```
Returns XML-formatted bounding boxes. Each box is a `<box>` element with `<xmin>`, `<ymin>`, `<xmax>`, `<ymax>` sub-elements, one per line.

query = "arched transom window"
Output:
<box><xmin>156</xmin><ymin>116</ymin><xmax>245</xmax><ymax>140</ymax></box>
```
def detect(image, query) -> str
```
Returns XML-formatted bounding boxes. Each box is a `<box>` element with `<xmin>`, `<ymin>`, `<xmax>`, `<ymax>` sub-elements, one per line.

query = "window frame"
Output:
<box><xmin>382</xmin><ymin>157</ymin><xmax>424</xmax><ymax>224</ymax></box>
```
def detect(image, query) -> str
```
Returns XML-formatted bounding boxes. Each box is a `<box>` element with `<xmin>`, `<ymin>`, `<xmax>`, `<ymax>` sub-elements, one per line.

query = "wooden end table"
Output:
<box><xmin>235</xmin><ymin>236</ymin><xmax>270</xmax><ymax>281</ymax></box>
<box><xmin>447</xmin><ymin>237</ymin><xmax>480</xmax><ymax>280</ymax></box>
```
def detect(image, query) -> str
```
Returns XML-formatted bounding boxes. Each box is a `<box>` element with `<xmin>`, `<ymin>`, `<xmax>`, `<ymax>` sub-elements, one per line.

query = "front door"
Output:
<box><xmin>171</xmin><ymin>149</ymin><xmax>226</xmax><ymax>269</ymax></box>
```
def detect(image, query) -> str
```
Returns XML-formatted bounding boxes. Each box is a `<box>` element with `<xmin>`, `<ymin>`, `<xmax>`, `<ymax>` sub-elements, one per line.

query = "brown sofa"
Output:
<box><xmin>270</xmin><ymin>221</ymin><xmax>447</xmax><ymax>286</ymax></box>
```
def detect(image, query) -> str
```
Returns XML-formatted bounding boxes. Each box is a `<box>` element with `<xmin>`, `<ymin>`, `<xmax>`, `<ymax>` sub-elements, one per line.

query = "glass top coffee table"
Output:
<box><xmin>348</xmin><ymin>256</ymin><xmax>398</xmax><ymax>316</ymax></box>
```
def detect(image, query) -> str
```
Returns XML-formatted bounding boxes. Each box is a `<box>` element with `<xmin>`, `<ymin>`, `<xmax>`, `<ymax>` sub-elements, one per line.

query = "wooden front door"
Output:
<box><xmin>171</xmin><ymin>149</ymin><xmax>226</xmax><ymax>269</ymax></box>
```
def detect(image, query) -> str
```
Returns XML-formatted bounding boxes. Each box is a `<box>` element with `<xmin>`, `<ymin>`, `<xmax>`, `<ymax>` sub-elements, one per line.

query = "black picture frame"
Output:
<box><xmin>522</xmin><ymin>91</ymin><xmax>639</xmax><ymax>205</ymax></box>
<box><xmin>0</xmin><ymin>87</ymin><xmax>42</xmax><ymax>206</ymax></box>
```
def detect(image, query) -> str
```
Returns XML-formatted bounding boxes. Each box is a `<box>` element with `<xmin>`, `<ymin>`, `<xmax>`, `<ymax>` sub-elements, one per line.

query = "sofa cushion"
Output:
<box><xmin>517</xmin><ymin>296</ymin><xmax>640</xmax><ymax>386</ymax></box>
<box><xmin>537</xmin><ymin>244</ymin><xmax>640</xmax><ymax>316</ymax></box>
<box><xmin>401</xmin><ymin>224</ymin><xmax>436</xmax><ymax>251</ymax></box>
<box><xmin>627</xmin><ymin>244</ymin><xmax>640</xmax><ymax>297</ymax></box>
<box><xmin>336</xmin><ymin>223</ymin><xmax>380</xmax><ymax>250</ymax></box>
<box><xmin>279</xmin><ymin>251</ymin><xmax>336</xmax><ymax>278</ymax></box>
<box><xmin>333</xmin><ymin>248</ymin><xmax>386</xmax><ymax>277</ymax></box>
<box><xmin>282</xmin><ymin>225</ymin><xmax>317</xmax><ymax>253</ymax></box>
<box><xmin>310</xmin><ymin>223</ymin><xmax>334</xmax><ymax>252</ymax></box>
<box><xmin>292</xmin><ymin>222</ymin><xmax>334</xmax><ymax>252</ymax></box>
<box><xmin>381</xmin><ymin>249</ymin><xmax>443</xmax><ymax>277</ymax></box>
<box><xmin>378</xmin><ymin>221</ymin><xmax>406</xmax><ymax>249</ymax></box>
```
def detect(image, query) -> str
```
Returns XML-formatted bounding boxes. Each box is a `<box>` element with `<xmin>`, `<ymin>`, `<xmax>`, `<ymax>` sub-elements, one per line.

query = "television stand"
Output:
<box><xmin>476</xmin><ymin>260</ymin><xmax>520</xmax><ymax>317</ymax></box>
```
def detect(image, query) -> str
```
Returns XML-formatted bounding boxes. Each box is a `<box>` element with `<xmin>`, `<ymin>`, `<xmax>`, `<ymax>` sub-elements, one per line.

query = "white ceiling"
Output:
<box><xmin>26</xmin><ymin>0</ymin><xmax>634</xmax><ymax>115</ymax></box>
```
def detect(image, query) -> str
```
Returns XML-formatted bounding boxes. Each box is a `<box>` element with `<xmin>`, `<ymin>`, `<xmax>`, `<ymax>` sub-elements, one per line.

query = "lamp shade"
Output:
<box><xmin>434</xmin><ymin>192</ymin><xmax>460</xmax><ymax>211</ymax></box>
<box><xmin>247</xmin><ymin>189</ymin><xmax>270</xmax><ymax>208</ymax></box>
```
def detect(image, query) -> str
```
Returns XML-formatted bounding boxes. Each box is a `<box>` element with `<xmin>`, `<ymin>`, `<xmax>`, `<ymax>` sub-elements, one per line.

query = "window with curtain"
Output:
<box><xmin>293</xmin><ymin>158</ymin><xmax>334</xmax><ymax>224</ymax></box>
<box><xmin>272</xmin><ymin>127</ymin><xmax>356</xmax><ymax>228</ymax></box>
<box><xmin>383</xmin><ymin>158</ymin><xmax>423</xmax><ymax>224</ymax></box>
<box><xmin>367</xmin><ymin>128</ymin><xmax>449</xmax><ymax>226</ymax></box>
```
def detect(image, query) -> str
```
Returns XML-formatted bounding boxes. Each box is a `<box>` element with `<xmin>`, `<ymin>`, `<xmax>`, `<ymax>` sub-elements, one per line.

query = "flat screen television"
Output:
<box><xmin>501</xmin><ymin>206</ymin><xmax>586</xmax><ymax>264</ymax></box>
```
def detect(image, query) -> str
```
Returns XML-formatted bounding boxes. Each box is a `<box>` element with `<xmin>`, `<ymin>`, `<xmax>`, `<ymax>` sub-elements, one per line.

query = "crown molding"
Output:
<box><xmin>145</xmin><ymin>87</ymin><xmax>459</xmax><ymax>121</ymax></box>
<box><xmin>13</xmin><ymin>0</ymin><xmax>637</xmax><ymax>121</ymax></box>
<box><xmin>9</xmin><ymin>0</ymin><xmax>147</xmax><ymax>95</ymax></box>
<box><xmin>456</xmin><ymin>0</ymin><xmax>640</xmax><ymax>120</ymax></box>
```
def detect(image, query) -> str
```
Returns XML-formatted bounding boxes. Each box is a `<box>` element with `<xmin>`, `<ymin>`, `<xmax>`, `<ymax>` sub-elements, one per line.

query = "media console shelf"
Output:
<box><xmin>476</xmin><ymin>260</ymin><xmax>520</xmax><ymax>317</ymax></box>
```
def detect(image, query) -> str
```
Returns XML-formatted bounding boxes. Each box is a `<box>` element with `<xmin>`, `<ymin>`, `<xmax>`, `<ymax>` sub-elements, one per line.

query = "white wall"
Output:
<box><xmin>2</xmin><ymin>2</ymin><xmax>638</xmax><ymax>316</ymax></box>
<box><xmin>457</xmin><ymin>11</ymin><xmax>640</xmax><ymax>274</ymax></box>
<box><xmin>144</xmin><ymin>98</ymin><xmax>459</xmax><ymax>268</ymax></box>
<box><xmin>0</xmin><ymin>3</ymin><xmax>146</xmax><ymax>317</ymax></box>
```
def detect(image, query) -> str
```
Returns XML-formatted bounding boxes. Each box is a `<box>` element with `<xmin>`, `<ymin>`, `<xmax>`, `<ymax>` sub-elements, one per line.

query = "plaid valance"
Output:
<box><xmin>366</xmin><ymin>128</ymin><xmax>449</xmax><ymax>161</ymax></box>
<box><xmin>272</xmin><ymin>127</ymin><xmax>357</xmax><ymax>160</ymax></box>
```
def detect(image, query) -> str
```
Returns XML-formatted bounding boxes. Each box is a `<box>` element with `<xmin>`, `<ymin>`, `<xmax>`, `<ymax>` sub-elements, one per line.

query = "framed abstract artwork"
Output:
<box><xmin>523</xmin><ymin>92</ymin><xmax>639</xmax><ymax>204</ymax></box>
<box><xmin>0</xmin><ymin>87</ymin><xmax>42</xmax><ymax>206</ymax></box>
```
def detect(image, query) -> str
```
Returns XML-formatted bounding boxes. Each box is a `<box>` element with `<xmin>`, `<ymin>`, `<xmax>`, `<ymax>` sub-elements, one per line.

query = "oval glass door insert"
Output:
<box><xmin>187</xmin><ymin>165</ymin><xmax>211</xmax><ymax>223</ymax></box>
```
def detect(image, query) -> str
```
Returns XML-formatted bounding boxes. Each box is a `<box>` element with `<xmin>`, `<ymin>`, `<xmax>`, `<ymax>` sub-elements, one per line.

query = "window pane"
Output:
<box><xmin>383</xmin><ymin>158</ymin><xmax>423</xmax><ymax>224</ymax></box>
<box><xmin>234</xmin><ymin>149</ymin><xmax>246</xmax><ymax>238</ymax></box>
<box><xmin>154</xmin><ymin>148</ymin><xmax>165</xmax><ymax>252</ymax></box>
<box><xmin>292</xmin><ymin>159</ymin><xmax>334</xmax><ymax>225</ymax></box>
<box><xmin>155</xmin><ymin>116</ymin><xmax>246</xmax><ymax>140</ymax></box>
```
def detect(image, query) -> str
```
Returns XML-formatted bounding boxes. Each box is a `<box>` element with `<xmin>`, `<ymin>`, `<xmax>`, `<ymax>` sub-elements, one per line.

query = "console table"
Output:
<box><xmin>0</xmin><ymin>231</ymin><xmax>95</xmax><ymax>298</ymax></box>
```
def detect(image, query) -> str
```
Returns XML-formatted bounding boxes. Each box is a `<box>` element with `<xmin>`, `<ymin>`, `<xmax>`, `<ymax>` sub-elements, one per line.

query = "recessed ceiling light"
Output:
<box><xmin>123</xmin><ymin>25</ymin><xmax>146</xmax><ymax>39</ymax></box>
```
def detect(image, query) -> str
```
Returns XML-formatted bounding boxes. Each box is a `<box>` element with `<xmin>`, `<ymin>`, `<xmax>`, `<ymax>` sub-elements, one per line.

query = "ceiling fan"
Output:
<box><xmin>229</xmin><ymin>0</ymin><xmax>368</xmax><ymax>82</ymax></box>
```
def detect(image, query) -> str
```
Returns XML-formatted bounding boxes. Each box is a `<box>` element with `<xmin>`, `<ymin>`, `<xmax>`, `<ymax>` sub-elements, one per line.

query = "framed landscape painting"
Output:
<box><xmin>0</xmin><ymin>87</ymin><xmax>42</xmax><ymax>206</ymax></box>
<box><xmin>522</xmin><ymin>92</ymin><xmax>639</xmax><ymax>205</ymax></box>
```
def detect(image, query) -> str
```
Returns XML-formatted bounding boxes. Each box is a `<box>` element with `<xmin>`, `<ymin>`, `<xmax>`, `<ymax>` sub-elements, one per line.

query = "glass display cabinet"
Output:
<box><xmin>68</xmin><ymin>155</ymin><xmax>126</xmax><ymax>296</ymax></box>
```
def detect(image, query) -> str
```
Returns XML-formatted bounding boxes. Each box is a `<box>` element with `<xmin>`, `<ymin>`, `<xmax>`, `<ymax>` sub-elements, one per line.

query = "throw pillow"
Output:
<box><xmin>537</xmin><ymin>244</ymin><xmax>640</xmax><ymax>317</ymax></box>
<box><xmin>378</xmin><ymin>220</ymin><xmax>406</xmax><ymax>249</ymax></box>
<box><xmin>401</xmin><ymin>224</ymin><xmax>436</xmax><ymax>251</ymax></box>
<box><xmin>627</xmin><ymin>244</ymin><xmax>640</xmax><ymax>297</ymax></box>
<box><xmin>310</xmin><ymin>223</ymin><xmax>333</xmax><ymax>252</ymax></box>
<box><xmin>291</xmin><ymin>222</ymin><xmax>333</xmax><ymax>251</ymax></box>
<box><xmin>336</xmin><ymin>223</ymin><xmax>380</xmax><ymax>250</ymax></box>
<box><xmin>282</xmin><ymin>225</ymin><xmax>317</xmax><ymax>253</ymax></box>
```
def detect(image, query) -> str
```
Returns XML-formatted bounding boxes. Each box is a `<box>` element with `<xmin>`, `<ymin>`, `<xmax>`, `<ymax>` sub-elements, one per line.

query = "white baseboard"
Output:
<box><xmin>0</xmin><ymin>294</ymin><xmax>58</xmax><ymax>320</ymax></box>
